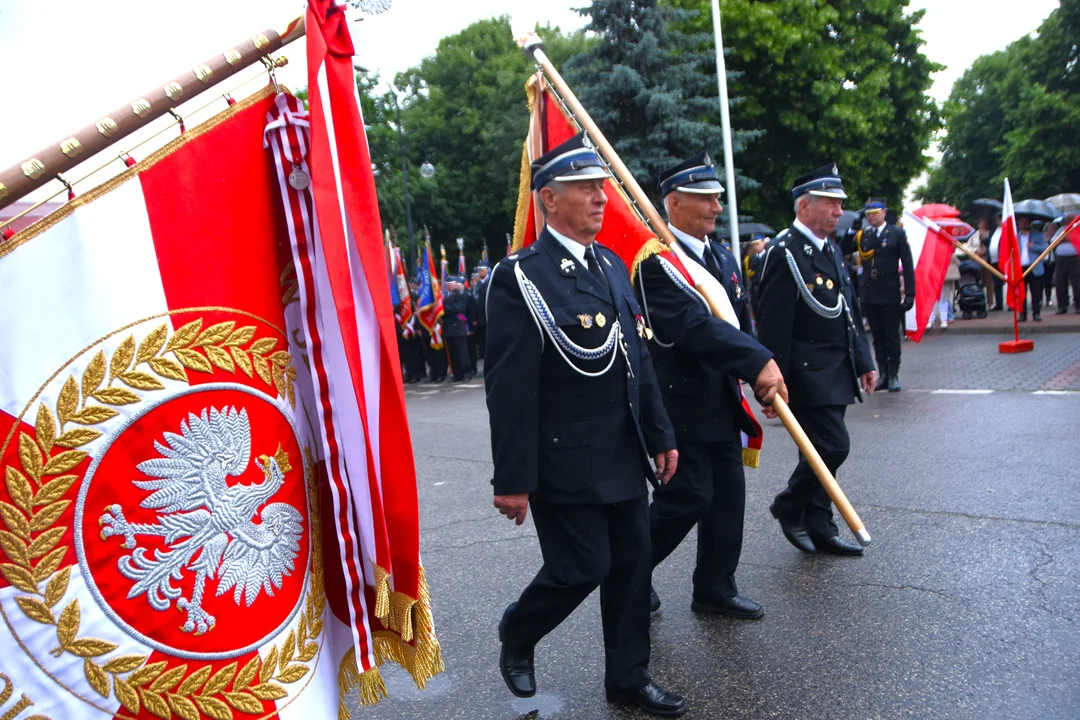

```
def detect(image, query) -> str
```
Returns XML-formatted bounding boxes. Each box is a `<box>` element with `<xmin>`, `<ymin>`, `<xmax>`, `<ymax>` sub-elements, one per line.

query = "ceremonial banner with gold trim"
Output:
<box><xmin>0</xmin><ymin>17</ymin><xmax>439</xmax><ymax>720</ymax></box>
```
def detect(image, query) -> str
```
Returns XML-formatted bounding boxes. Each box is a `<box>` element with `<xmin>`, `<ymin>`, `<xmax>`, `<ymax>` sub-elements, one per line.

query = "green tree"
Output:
<box><xmin>565</xmin><ymin>0</ymin><xmax>761</xmax><ymax>210</ymax></box>
<box><xmin>668</xmin><ymin>0</ymin><xmax>941</xmax><ymax>227</ymax></box>
<box><xmin>368</xmin><ymin>17</ymin><xmax>592</xmax><ymax>265</ymax></box>
<box><xmin>919</xmin><ymin>1</ymin><xmax>1080</xmax><ymax>205</ymax></box>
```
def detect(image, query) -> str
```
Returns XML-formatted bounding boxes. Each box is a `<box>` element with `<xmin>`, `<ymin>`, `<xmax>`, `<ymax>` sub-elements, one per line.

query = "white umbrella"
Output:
<box><xmin>1046</xmin><ymin>193</ymin><xmax>1080</xmax><ymax>215</ymax></box>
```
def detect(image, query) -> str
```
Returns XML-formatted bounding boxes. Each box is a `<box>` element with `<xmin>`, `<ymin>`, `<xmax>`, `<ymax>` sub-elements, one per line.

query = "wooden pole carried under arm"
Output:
<box><xmin>0</xmin><ymin>16</ymin><xmax>306</xmax><ymax>212</ymax></box>
<box><xmin>519</xmin><ymin>33</ymin><xmax>871</xmax><ymax>547</ymax></box>
<box><xmin>952</xmin><ymin>240</ymin><xmax>1006</xmax><ymax>281</ymax></box>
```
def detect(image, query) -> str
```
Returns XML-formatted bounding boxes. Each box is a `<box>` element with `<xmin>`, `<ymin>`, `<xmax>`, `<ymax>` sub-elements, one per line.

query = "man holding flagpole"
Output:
<box><xmin>485</xmin><ymin>133</ymin><xmax>687</xmax><ymax>717</ymax></box>
<box><xmin>634</xmin><ymin>151</ymin><xmax>785</xmax><ymax>620</ymax></box>
<box><xmin>755</xmin><ymin>164</ymin><xmax>876</xmax><ymax>556</ymax></box>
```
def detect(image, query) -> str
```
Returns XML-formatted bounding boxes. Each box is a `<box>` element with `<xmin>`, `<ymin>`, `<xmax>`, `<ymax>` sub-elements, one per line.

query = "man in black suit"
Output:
<box><xmin>442</xmin><ymin>275</ymin><xmax>473</xmax><ymax>381</ymax></box>
<box><xmin>634</xmin><ymin>152</ymin><xmax>786</xmax><ymax>620</ymax></box>
<box><xmin>755</xmin><ymin>163</ymin><xmax>877</xmax><ymax>556</ymax></box>
<box><xmin>486</xmin><ymin>133</ymin><xmax>687</xmax><ymax>717</ymax></box>
<box><xmin>849</xmin><ymin>198</ymin><xmax>914</xmax><ymax>392</ymax></box>
<box><xmin>473</xmin><ymin>261</ymin><xmax>490</xmax><ymax>363</ymax></box>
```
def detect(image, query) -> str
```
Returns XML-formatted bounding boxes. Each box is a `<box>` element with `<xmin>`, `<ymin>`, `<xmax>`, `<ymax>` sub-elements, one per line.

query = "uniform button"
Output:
<box><xmin>802</xmin><ymin>362</ymin><xmax>808</xmax><ymax>367</ymax></box>
<box><xmin>553</xmin><ymin>437</ymin><xmax>559</xmax><ymax>444</ymax></box>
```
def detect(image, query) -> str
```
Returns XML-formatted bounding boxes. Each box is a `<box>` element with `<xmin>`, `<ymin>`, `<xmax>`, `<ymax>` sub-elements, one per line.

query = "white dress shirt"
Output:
<box><xmin>793</xmin><ymin>218</ymin><xmax>828</xmax><ymax>251</ymax></box>
<box><xmin>545</xmin><ymin>225</ymin><xmax>589</xmax><ymax>265</ymax></box>
<box><xmin>667</xmin><ymin>223</ymin><xmax>710</xmax><ymax>264</ymax></box>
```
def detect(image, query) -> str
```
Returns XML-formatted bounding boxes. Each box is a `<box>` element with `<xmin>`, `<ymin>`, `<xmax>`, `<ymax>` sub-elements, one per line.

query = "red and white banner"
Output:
<box><xmin>0</xmin><ymin>6</ymin><xmax>440</xmax><ymax>716</ymax></box>
<box><xmin>903</xmin><ymin>210</ymin><xmax>957</xmax><ymax>342</ymax></box>
<box><xmin>997</xmin><ymin>179</ymin><xmax>1025</xmax><ymax>313</ymax></box>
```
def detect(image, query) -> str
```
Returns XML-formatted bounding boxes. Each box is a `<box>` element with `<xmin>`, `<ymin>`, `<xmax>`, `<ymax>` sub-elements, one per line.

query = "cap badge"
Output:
<box><xmin>703</xmin><ymin>152</ymin><xmax>712</xmax><ymax>166</ymax></box>
<box><xmin>595</xmin><ymin>312</ymin><xmax>607</xmax><ymax>328</ymax></box>
<box><xmin>578</xmin><ymin>313</ymin><xmax>594</xmax><ymax>329</ymax></box>
<box><xmin>832</xmin><ymin>164</ymin><xmax>838</xmax><ymax>175</ymax></box>
<box><xmin>582</xmin><ymin>135</ymin><xmax>594</xmax><ymax>149</ymax></box>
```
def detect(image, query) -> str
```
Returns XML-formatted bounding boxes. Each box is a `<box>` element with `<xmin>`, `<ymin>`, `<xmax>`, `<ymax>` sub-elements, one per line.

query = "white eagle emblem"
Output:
<box><xmin>99</xmin><ymin>406</ymin><xmax>304</xmax><ymax>635</ymax></box>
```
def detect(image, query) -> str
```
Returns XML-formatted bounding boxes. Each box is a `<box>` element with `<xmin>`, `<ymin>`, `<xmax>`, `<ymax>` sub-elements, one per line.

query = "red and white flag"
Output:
<box><xmin>903</xmin><ymin>210</ymin><xmax>958</xmax><ymax>342</ymax></box>
<box><xmin>997</xmin><ymin>179</ymin><xmax>1025</xmax><ymax>314</ymax></box>
<box><xmin>0</xmin><ymin>4</ymin><xmax>439</xmax><ymax>717</ymax></box>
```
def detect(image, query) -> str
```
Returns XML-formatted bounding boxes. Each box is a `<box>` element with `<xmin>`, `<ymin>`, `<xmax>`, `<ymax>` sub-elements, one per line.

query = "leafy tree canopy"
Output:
<box><xmin>668</xmin><ymin>0</ymin><xmax>941</xmax><ymax>226</ymax></box>
<box><xmin>363</xmin><ymin>17</ymin><xmax>592</xmax><ymax>268</ymax></box>
<box><xmin>565</xmin><ymin>0</ymin><xmax>761</xmax><ymax>211</ymax></box>
<box><xmin>918</xmin><ymin>0</ymin><xmax>1080</xmax><ymax>207</ymax></box>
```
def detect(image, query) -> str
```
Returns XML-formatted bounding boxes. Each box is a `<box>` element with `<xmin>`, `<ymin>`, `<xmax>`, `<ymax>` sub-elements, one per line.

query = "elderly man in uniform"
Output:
<box><xmin>850</xmin><ymin>198</ymin><xmax>914</xmax><ymax>392</ymax></box>
<box><xmin>634</xmin><ymin>152</ymin><xmax>786</xmax><ymax>620</ymax></box>
<box><xmin>485</xmin><ymin>133</ymin><xmax>687</xmax><ymax>717</ymax></box>
<box><xmin>755</xmin><ymin>163</ymin><xmax>876</xmax><ymax>556</ymax></box>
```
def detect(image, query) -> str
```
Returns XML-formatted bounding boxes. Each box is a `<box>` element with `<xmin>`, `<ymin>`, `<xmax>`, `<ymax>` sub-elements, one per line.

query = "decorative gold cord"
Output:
<box><xmin>630</xmin><ymin>239</ymin><xmax>668</xmax><ymax>287</ymax></box>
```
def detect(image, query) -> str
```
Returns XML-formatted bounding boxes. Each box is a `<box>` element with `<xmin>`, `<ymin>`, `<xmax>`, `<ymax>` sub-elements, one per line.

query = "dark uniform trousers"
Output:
<box><xmin>637</xmin><ymin>238</ymin><xmax>771</xmax><ymax>602</ymax></box>
<box><xmin>771</xmin><ymin>404</ymin><xmax>849</xmax><ymax>538</ymax></box>
<box><xmin>650</xmin><ymin>437</ymin><xmax>744</xmax><ymax>599</ymax></box>
<box><xmin>756</xmin><ymin>228</ymin><xmax>874</xmax><ymax>538</ymax></box>
<box><xmin>504</xmin><ymin>494</ymin><xmax>651</xmax><ymax>689</ymax></box>
<box><xmin>487</xmin><ymin>230</ymin><xmax>675</xmax><ymax>690</ymax></box>
<box><xmin>443</xmin><ymin>291</ymin><xmax>473</xmax><ymax>380</ymax></box>
<box><xmin>862</xmin><ymin>303</ymin><xmax>902</xmax><ymax>375</ymax></box>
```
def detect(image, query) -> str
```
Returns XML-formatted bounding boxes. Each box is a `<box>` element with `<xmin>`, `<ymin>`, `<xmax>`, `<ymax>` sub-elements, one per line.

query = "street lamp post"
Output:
<box><xmin>394</xmin><ymin>98</ymin><xmax>418</xmax><ymax>275</ymax></box>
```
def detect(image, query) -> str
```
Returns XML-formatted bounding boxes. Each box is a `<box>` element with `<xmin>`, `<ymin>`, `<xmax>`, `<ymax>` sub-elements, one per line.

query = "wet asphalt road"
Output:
<box><xmin>350</xmin><ymin>333</ymin><xmax>1080</xmax><ymax>720</ymax></box>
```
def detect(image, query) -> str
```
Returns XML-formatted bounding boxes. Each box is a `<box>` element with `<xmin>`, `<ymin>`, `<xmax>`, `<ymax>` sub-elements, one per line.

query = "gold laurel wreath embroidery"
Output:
<box><xmin>0</xmin><ymin>320</ymin><xmax>322</xmax><ymax>720</ymax></box>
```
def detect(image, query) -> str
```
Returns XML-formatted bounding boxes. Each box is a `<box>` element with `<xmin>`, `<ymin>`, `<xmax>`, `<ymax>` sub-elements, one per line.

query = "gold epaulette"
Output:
<box><xmin>630</xmin><ymin>238</ymin><xmax>669</xmax><ymax>287</ymax></box>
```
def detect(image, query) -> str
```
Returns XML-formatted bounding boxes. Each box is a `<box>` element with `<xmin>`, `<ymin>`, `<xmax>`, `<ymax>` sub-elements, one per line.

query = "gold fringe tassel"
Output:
<box><xmin>742</xmin><ymin>447</ymin><xmax>761</xmax><ymax>469</ymax></box>
<box><xmin>373</xmin><ymin>565</ymin><xmax>391</xmax><ymax>621</ymax></box>
<box><xmin>366</xmin><ymin>564</ymin><xmax>444</xmax><ymax>691</ymax></box>
<box><xmin>630</xmin><ymin>238</ymin><xmax>669</xmax><ymax>287</ymax></box>
<box><xmin>510</xmin><ymin>75</ymin><xmax>541</xmax><ymax>256</ymax></box>
<box><xmin>338</xmin><ymin>647</ymin><xmax>388</xmax><ymax>717</ymax></box>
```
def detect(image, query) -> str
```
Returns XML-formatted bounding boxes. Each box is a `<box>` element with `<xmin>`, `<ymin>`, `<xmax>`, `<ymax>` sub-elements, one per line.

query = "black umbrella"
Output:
<box><xmin>967</xmin><ymin>198</ymin><xmax>1003</xmax><ymax>217</ymax></box>
<box><xmin>836</xmin><ymin>211</ymin><xmax>860</xmax><ymax>237</ymax></box>
<box><xmin>714</xmin><ymin>222</ymin><xmax>776</xmax><ymax>239</ymax></box>
<box><xmin>1013</xmin><ymin>198</ymin><xmax>1057</xmax><ymax>219</ymax></box>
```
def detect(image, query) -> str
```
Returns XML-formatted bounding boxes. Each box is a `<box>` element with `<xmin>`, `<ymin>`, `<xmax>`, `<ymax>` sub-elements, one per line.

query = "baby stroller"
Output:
<box><xmin>956</xmin><ymin>260</ymin><xmax>988</xmax><ymax>319</ymax></box>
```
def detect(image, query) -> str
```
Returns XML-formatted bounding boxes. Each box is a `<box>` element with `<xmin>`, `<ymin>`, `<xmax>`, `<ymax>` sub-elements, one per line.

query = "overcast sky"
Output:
<box><xmin>0</xmin><ymin>0</ymin><xmax>1061</xmax><ymax>196</ymax></box>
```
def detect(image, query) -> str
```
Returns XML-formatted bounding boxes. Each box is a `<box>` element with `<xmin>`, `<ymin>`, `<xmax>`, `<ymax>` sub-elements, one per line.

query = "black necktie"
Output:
<box><xmin>585</xmin><ymin>245</ymin><xmax>610</xmax><ymax>295</ymax></box>
<box><xmin>703</xmin><ymin>244</ymin><xmax>723</xmax><ymax>281</ymax></box>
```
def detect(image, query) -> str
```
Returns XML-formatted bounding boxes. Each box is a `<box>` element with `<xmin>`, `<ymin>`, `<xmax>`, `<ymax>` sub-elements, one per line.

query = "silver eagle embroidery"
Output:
<box><xmin>99</xmin><ymin>406</ymin><xmax>304</xmax><ymax>635</ymax></box>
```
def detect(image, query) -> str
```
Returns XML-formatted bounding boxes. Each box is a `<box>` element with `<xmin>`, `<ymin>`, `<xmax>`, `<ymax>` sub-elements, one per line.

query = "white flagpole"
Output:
<box><xmin>711</xmin><ymin>0</ymin><xmax>742</xmax><ymax>270</ymax></box>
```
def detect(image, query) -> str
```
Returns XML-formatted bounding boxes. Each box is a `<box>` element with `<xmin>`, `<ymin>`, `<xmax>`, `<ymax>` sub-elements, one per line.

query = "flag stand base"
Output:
<box><xmin>999</xmin><ymin>339</ymin><xmax>1034</xmax><ymax>353</ymax></box>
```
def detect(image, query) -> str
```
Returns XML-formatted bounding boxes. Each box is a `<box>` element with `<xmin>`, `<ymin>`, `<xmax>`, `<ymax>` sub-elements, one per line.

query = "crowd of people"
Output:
<box><xmin>397</xmin><ymin>263</ymin><xmax>491</xmax><ymax>384</ymax></box>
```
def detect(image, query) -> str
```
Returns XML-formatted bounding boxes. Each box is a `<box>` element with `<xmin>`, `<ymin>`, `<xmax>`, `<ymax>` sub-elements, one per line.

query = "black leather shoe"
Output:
<box><xmin>606</xmin><ymin>681</ymin><xmax>688</xmax><ymax>717</ymax></box>
<box><xmin>691</xmin><ymin>594</ymin><xmax>764</xmax><ymax>619</ymax></box>
<box><xmin>778</xmin><ymin>521</ymin><xmax>816</xmax><ymax>553</ymax></box>
<box><xmin>874</xmin><ymin>374</ymin><xmax>888</xmax><ymax>392</ymax></box>
<box><xmin>649</xmin><ymin>585</ymin><xmax>661</xmax><ymax>613</ymax></box>
<box><xmin>1056</xmin><ymin>308</ymin><xmax>1067</xmax><ymax>315</ymax></box>
<box><xmin>1033</xmin><ymin>313</ymin><xmax>1042</xmax><ymax>321</ymax></box>
<box><xmin>888</xmin><ymin>374</ymin><xmax>902</xmax><ymax>392</ymax></box>
<box><xmin>498</xmin><ymin>615</ymin><xmax>535</xmax><ymax>698</ymax></box>
<box><xmin>1019</xmin><ymin>313</ymin><xmax>1028</xmax><ymax>322</ymax></box>
<box><xmin>810</xmin><ymin>534</ymin><xmax>864</xmax><ymax>556</ymax></box>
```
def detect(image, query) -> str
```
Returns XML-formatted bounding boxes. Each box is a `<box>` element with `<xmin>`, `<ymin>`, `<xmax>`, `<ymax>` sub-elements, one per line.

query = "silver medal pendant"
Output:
<box><xmin>288</xmin><ymin>167</ymin><xmax>310</xmax><ymax>191</ymax></box>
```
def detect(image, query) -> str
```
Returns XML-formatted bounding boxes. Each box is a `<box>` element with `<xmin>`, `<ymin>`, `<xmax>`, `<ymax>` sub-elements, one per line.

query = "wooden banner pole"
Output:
<box><xmin>0</xmin><ymin>16</ymin><xmax>306</xmax><ymax>213</ymax></box>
